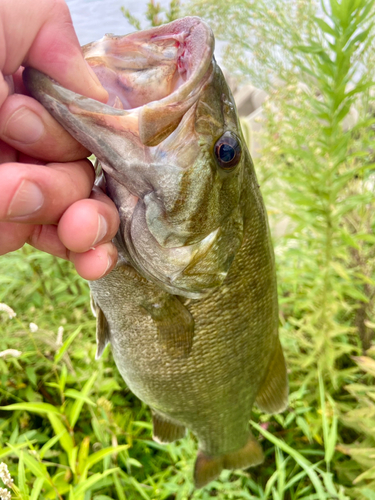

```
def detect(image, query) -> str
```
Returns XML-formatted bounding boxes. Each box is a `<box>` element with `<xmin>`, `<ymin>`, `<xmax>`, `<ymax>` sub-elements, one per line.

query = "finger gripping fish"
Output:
<box><xmin>23</xmin><ymin>16</ymin><xmax>288</xmax><ymax>488</ymax></box>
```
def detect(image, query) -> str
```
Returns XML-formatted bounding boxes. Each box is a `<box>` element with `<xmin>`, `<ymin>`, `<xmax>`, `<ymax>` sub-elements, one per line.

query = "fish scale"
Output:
<box><xmin>24</xmin><ymin>16</ymin><xmax>288</xmax><ymax>488</ymax></box>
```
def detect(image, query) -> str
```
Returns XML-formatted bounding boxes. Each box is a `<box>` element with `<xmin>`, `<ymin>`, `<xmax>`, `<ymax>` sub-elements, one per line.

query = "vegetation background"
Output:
<box><xmin>1</xmin><ymin>0</ymin><xmax>375</xmax><ymax>498</ymax></box>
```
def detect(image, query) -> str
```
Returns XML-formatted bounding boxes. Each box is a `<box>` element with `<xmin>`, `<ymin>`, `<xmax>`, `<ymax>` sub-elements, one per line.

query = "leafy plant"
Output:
<box><xmin>121</xmin><ymin>0</ymin><xmax>181</xmax><ymax>30</ymax></box>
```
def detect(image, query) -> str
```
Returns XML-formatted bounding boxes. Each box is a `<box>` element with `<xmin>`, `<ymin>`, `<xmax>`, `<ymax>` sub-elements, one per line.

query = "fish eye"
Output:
<box><xmin>214</xmin><ymin>132</ymin><xmax>242</xmax><ymax>170</ymax></box>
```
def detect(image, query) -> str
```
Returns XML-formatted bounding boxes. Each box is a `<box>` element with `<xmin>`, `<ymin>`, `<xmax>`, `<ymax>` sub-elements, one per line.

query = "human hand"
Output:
<box><xmin>0</xmin><ymin>0</ymin><xmax>120</xmax><ymax>280</ymax></box>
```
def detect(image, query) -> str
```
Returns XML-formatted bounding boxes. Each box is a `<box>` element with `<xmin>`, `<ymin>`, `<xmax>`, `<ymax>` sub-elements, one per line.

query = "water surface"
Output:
<box><xmin>65</xmin><ymin>0</ymin><xmax>171</xmax><ymax>45</ymax></box>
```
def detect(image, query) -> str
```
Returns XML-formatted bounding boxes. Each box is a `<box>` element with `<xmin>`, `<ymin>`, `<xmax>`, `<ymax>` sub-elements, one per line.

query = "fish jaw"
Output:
<box><xmin>23</xmin><ymin>17</ymin><xmax>246</xmax><ymax>298</ymax></box>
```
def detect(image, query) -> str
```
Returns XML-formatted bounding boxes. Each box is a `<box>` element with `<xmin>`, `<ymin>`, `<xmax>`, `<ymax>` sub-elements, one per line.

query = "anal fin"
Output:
<box><xmin>255</xmin><ymin>338</ymin><xmax>288</xmax><ymax>414</ymax></box>
<box><xmin>194</xmin><ymin>434</ymin><xmax>264</xmax><ymax>488</ymax></box>
<box><xmin>152</xmin><ymin>411</ymin><xmax>186</xmax><ymax>443</ymax></box>
<box><xmin>91</xmin><ymin>295</ymin><xmax>110</xmax><ymax>359</ymax></box>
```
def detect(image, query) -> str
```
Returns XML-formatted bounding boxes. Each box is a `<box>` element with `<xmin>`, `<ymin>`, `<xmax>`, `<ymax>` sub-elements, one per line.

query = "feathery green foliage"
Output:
<box><xmin>122</xmin><ymin>0</ymin><xmax>181</xmax><ymax>30</ymax></box>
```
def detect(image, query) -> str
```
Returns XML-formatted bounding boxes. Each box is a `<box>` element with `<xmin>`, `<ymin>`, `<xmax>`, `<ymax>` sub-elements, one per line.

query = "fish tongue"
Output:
<box><xmin>83</xmin><ymin>36</ymin><xmax>181</xmax><ymax>110</ymax></box>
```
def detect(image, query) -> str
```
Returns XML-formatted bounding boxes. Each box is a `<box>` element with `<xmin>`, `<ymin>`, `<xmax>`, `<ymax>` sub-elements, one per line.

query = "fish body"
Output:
<box><xmin>23</xmin><ymin>17</ymin><xmax>288</xmax><ymax>487</ymax></box>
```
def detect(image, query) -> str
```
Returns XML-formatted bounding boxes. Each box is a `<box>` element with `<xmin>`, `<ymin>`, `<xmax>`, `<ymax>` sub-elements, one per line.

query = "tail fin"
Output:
<box><xmin>194</xmin><ymin>435</ymin><xmax>264</xmax><ymax>488</ymax></box>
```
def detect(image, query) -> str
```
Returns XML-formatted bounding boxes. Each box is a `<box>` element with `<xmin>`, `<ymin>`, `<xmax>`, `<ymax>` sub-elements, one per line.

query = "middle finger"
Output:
<box><xmin>0</xmin><ymin>159</ymin><xmax>95</xmax><ymax>224</ymax></box>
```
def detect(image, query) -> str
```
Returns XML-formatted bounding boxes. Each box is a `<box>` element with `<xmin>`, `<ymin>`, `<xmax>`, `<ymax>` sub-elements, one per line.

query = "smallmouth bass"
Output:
<box><xmin>24</xmin><ymin>17</ymin><xmax>288</xmax><ymax>487</ymax></box>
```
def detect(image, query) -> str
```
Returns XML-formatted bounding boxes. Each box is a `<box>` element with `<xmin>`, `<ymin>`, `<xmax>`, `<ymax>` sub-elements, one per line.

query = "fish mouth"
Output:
<box><xmin>23</xmin><ymin>16</ymin><xmax>214</xmax><ymax>148</ymax></box>
<box><xmin>83</xmin><ymin>16</ymin><xmax>214</xmax><ymax>142</ymax></box>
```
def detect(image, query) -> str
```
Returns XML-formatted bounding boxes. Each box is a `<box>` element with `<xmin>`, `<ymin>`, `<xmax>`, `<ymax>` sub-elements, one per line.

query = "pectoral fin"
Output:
<box><xmin>91</xmin><ymin>295</ymin><xmax>111</xmax><ymax>360</ymax></box>
<box><xmin>142</xmin><ymin>295</ymin><xmax>194</xmax><ymax>358</ymax></box>
<box><xmin>255</xmin><ymin>338</ymin><xmax>288</xmax><ymax>414</ymax></box>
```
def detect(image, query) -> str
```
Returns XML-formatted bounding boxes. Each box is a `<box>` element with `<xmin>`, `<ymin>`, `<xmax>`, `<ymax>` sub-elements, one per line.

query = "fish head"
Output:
<box><xmin>24</xmin><ymin>17</ymin><xmax>253</xmax><ymax>299</ymax></box>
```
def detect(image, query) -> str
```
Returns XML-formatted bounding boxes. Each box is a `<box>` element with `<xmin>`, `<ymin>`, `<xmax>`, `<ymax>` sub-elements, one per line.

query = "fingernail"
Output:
<box><xmin>8</xmin><ymin>180</ymin><xmax>44</xmax><ymax>217</ymax></box>
<box><xmin>3</xmin><ymin>107</ymin><xmax>44</xmax><ymax>143</ymax></box>
<box><xmin>106</xmin><ymin>254</ymin><xmax>114</xmax><ymax>273</ymax></box>
<box><xmin>99</xmin><ymin>253</ymin><xmax>114</xmax><ymax>279</ymax></box>
<box><xmin>93</xmin><ymin>214</ymin><xmax>108</xmax><ymax>245</ymax></box>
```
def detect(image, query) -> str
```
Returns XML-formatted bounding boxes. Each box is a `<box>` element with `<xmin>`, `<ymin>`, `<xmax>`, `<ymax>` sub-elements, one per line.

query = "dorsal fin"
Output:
<box><xmin>255</xmin><ymin>338</ymin><xmax>288</xmax><ymax>414</ymax></box>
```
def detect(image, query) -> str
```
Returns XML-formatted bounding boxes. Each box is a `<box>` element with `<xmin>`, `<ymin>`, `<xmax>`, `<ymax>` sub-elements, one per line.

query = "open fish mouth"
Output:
<box><xmin>23</xmin><ymin>17</ymin><xmax>244</xmax><ymax>299</ymax></box>
<box><xmin>24</xmin><ymin>17</ymin><xmax>214</xmax><ymax>148</ymax></box>
<box><xmin>82</xmin><ymin>16</ymin><xmax>214</xmax><ymax>147</ymax></box>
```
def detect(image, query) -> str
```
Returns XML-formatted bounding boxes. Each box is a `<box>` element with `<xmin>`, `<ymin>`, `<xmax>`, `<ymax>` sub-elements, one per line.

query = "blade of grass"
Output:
<box><xmin>55</xmin><ymin>325</ymin><xmax>83</xmax><ymax>364</ymax></box>
<box><xmin>30</xmin><ymin>477</ymin><xmax>44</xmax><ymax>500</ymax></box>
<box><xmin>0</xmin><ymin>403</ymin><xmax>60</xmax><ymax>414</ymax></box>
<box><xmin>69</xmin><ymin>372</ymin><xmax>98</xmax><ymax>428</ymax></box>
<box><xmin>250</xmin><ymin>421</ymin><xmax>327</xmax><ymax>499</ymax></box>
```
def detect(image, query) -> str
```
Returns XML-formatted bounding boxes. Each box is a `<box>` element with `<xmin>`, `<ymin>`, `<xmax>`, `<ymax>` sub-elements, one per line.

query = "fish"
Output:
<box><xmin>23</xmin><ymin>16</ymin><xmax>288</xmax><ymax>488</ymax></box>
